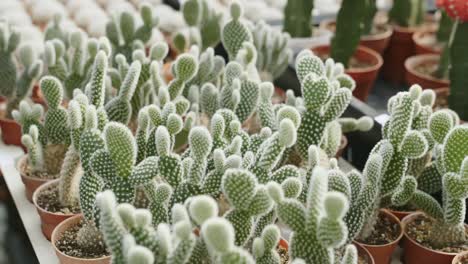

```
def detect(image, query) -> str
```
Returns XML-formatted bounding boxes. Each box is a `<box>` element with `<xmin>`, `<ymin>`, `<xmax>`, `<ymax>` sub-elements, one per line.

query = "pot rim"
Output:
<box><xmin>32</xmin><ymin>178</ymin><xmax>79</xmax><ymax>217</ymax></box>
<box><xmin>404</xmin><ymin>54</ymin><xmax>450</xmax><ymax>85</ymax></box>
<box><xmin>51</xmin><ymin>214</ymin><xmax>111</xmax><ymax>261</ymax></box>
<box><xmin>353</xmin><ymin>242</ymin><xmax>376</xmax><ymax>264</ymax></box>
<box><xmin>402</xmin><ymin>212</ymin><xmax>465</xmax><ymax>257</ymax></box>
<box><xmin>311</xmin><ymin>45</ymin><xmax>383</xmax><ymax>74</ymax></box>
<box><xmin>354</xmin><ymin>209</ymin><xmax>404</xmax><ymax>248</ymax></box>
<box><xmin>412</xmin><ymin>28</ymin><xmax>437</xmax><ymax>45</ymax></box>
<box><xmin>289</xmin><ymin>27</ymin><xmax>333</xmax><ymax>41</ymax></box>
<box><xmin>320</xmin><ymin>19</ymin><xmax>393</xmax><ymax>41</ymax></box>
<box><xmin>16</xmin><ymin>155</ymin><xmax>51</xmax><ymax>183</ymax></box>
<box><xmin>453</xmin><ymin>250</ymin><xmax>468</xmax><ymax>263</ymax></box>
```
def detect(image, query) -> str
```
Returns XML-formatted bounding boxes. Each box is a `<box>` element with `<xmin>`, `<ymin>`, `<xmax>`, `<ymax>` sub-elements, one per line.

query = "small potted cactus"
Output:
<box><xmin>0</xmin><ymin>22</ymin><xmax>43</xmax><ymax>146</ymax></box>
<box><xmin>312</xmin><ymin>0</ymin><xmax>383</xmax><ymax>101</ymax></box>
<box><xmin>33</xmin><ymin>51</ymin><xmax>109</xmax><ymax>240</ymax></box>
<box><xmin>14</xmin><ymin>76</ymin><xmax>71</xmax><ymax>202</ymax></box>
<box><xmin>382</xmin><ymin>0</ymin><xmax>429</xmax><ymax>84</ymax></box>
<box><xmin>401</xmin><ymin>124</ymin><xmax>468</xmax><ymax>264</ymax></box>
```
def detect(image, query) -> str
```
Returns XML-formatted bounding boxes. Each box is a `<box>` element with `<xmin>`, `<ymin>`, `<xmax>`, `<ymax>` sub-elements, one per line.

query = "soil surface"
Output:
<box><xmin>406</xmin><ymin>214</ymin><xmax>468</xmax><ymax>253</ymax></box>
<box><xmin>36</xmin><ymin>183</ymin><xmax>80</xmax><ymax>214</ymax></box>
<box><xmin>414</xmin><ymin>61</ymin><xmax>448</xmax><ymax>80</ymax></box>
<box><xmin>277</xmin><ymin>245</ymin><xmax>289</xmax><ymax>264</ymax></box>
<box><xmin>356</xmin><ymin>212</ymin><xmax>400</xmax><ymax>245</ymax></box>
<box><xmin>20</xmin><ymin>159</ymin><xmax>59</xmax><ymax>180</ymax></box>
<box><xmin>56</xmin><ymin>220</ymin><xmax>108</xmax><ymax>259</ymax></box>
<box><xmin>455</xmin><ymin>254</ymin><xmax>468</xmax><ymax>264</ymax></box>
<box><xmin>416</xmin><ymin>34</ymin><xmax>443</xmax><ymax>52</ymax></box>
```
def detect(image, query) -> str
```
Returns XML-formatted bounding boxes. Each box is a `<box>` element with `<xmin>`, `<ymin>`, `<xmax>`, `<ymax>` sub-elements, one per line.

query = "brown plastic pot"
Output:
<box><xmin>335</xmin><ymin>135</ymin><xmax>348</xmax><ymax>158</ymax></box>
<box><xmin>33</xmin><ymin>179</ymin><xmax>79</xmax><ymax>240</ymax></box>
<box><xmin>17</xmin><ymin>155</ymin><xmax>52</xmax><ymax>202</ymax></box>
<box><xmin>354</xmin><ymin>242</ymin><xmax>375</xmax><ymax>264</ymax></box>
<box><xmin>32</xmin><ymin>84</ymin><xmax>46</xmax><ymax>107</ymax></box>
<box><xmin>453</xmin><ymin>251</ymin><xmax>468</xmax><ymax>264</ymax></box>
<box><xmin>52</xmin><ymin>214</ymin><xmax>110</xmax><ymax>264</ymax></box>
<box><xmin>382</xmin><ymin>25</ymin><xmax>418</xmax><ymax>84</ymax></box>
<box><xmin>405</xmin><ymin>54</ymin><xmax>449</xmax><ymax>89</ymax></box>
<box><xmin>402</xmin><ymin>212</ymin><xmax>466</xmax><ymax>264</ymax></box>
<box><xmin>311</xmin><ymin>45</ymin><xmax>383</xmax><ymax>102</ymax></box>
<box><xmin>0</xmin><ymin>116</ymin><xmax>22</xmax><ymax>147</ymax></box>
<box><xmin>354</xmin><ymin>209</ymin><xmax>404</xmax><ymax>264</ymax></box>
<box><xmin>319</xmin><ymin>19</ymin><xmax>392</xmax><ymax>54</ymax></box>
<box><xmin>387</xmin><ymin>209</ymin><xmax>414</xmax><ymax>221</ymax></box>
<box><xmin>413</xmin><ymin>29</ymin><xmax>442</xmax><ymax>55</ymax></box>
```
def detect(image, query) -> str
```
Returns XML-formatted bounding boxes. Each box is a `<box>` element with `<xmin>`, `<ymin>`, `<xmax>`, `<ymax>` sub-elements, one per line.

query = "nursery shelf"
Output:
<box><xmin>0</xmin><ymin>141</ymin><xmax>58</xmax><ymax>264</ymax></box>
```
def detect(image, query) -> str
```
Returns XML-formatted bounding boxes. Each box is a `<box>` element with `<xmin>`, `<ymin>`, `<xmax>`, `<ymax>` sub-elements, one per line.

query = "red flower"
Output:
<box><xmin>436</xmin><ymin>0</ymin><xmax>446</xmax><ymax>8</ymax></box>
<box><xmin>441</xmin><ymin>0</ymin><xmax>468</xmax><ymax>22</ymax></box>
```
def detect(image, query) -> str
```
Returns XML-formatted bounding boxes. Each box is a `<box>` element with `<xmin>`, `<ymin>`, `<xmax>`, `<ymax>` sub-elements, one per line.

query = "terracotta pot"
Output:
<box><xmin>453</xmin><ymin>251</ymin><xmax>468</xmax><ymax>264</ymax></box>
<box><xmin>354</xmin><ymin>242</ymin><xmax>375</xmax><ymax>264</ymax></box>
<box><xmin>335</xmin><ymin>135</ymin><xmax>348</xmax><ymax>158</ymax></box>
<box><xmin>388</xmin><ymin>209</ymin><xmax>414</xmax><ymax>221</ymax></box>
<box><xmin>311</xmin><ymin>45</ymin><xmax>383</xmax><ymax>102</ymax></box>
<box><xmin>273</xmin><ymin>86</ymin><xmax>286</xmax><ymax>104</ymax></box>
<box><xmin>279</xmin><ymin>238</ymin><xmax>288</xmax><ymax>250</ymax></box>
<box><xmin>33</xmin><ymin>179</ymin><xmax>79</xmax><ymax>240</ymax></box>
<box><xmin>32</xmin><ymin>84</ymin><xmax>46</xmax><ymax>107</ymax></box>
<box><xmin>319</xmin><ymin>19</ymin><xmax>392</xmax><ymax>54</ymax></box>
<box><xmin>0</xmin><ymin>116</ymin><xmax>22</xmax><ymax>147</ymax></box>
<box><xmin>405</xmin><ymin>54</ymin><xmax>449</xmax><ymax>89</ymax></box>
<box><xmin>402</xmin><ymin>212</ymin><xmax>466</xmax><ymax>264</ymax></box>
<box><xmin>354</xmin><ymin>209</ymin><xmax>404</xmax><ymax>264</ymax></box>
<box><xmin>382</xmin><ymin>25</ymin><xmax>418</xmax><ymax>84</ymax></box>
<box><xmin>52</xmin><ymin>214</ymin><xmax>110</xmax><ymax>264</ymax></box>
<box><xmin>163</xmin><ymin>62</ymin><xmax>174</xmax><ymax>83</ymax></box>
<box><xmin>413</xmin><ymin>29</ymin><xmax>442</xmax><ymax>55</ymax></box>
<box><xmin>17</xmin><ymin>155</ymin><xmax>53</xmax><ymax>202</ymax></box>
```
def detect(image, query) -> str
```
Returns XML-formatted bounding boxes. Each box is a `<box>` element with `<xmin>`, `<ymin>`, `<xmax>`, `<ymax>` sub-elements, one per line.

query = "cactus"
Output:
<box><xmin>389</xmin><ymin>0</ymin><xmax>425</xmax><ymax>27</ymax></box>
<box><xmin>175</xmin><ymin>0</ymin><xmax>222</xmax><ymax>53</ymax></box>
<box><xmin>267</xmin><ymin>167</ymin><xmax>354</xmax><ymax>263</ymax></box>
<box><xmin>221</xmin><ymin>2</ymin><xmax>253</xmax><ymax>61</ymax></box>
<box><xmin>362</xmin><ymin>0</ymin><xmax>377</xmax><ymax>36</ymax></box>
<box><xmin>185</xmin><ymin>48</ymin><xmax>225</xmax><ymax>96</ymax></box>
<box><xmin>283</xmin><ymin>0</ymin><xmax>314</xmax><ymax>38</ymax></box>
<box><xmin>21</xmin><ymin>125</ymin><xmax>44</xmax><ymax>172</ymax></box>
<box><xmin>44</xmin><ymin>14</ymin><xmax>67</xmax><ymax>42</ymax></box>
<box><xmin>106</xmin><ymin>4</ymin><xmax>158</xmax><ymax>61</ymax></box>
<box><xmin>0</xmin><ymin>22</ymin><xmax>43</xmax><ymax>117</ymax></box>
<box><xmin>330</xmin><ymin>0</ymin><xmax>366</xmax><ymax>68</ymax></box>
<box><xmin>294</xmin><ymin>50</ymin><xmax>365</xmax><ymax>159</ymax></box>
<box><xmin>448</xmin><ymin>22</ymin><xmax>468</xmax><ymax>120</ymax></box>
<box><xmin>252</xmin><ymin>21</ymin><xmax>292</xmax><ymax>82</ymax></box>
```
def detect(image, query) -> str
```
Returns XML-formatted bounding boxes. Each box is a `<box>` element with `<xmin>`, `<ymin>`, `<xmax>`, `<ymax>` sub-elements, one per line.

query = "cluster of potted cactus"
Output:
<box><xmin>0</xmin><ymin>0</ymin><xmax>467</xmax><ymax>264</ymax></box>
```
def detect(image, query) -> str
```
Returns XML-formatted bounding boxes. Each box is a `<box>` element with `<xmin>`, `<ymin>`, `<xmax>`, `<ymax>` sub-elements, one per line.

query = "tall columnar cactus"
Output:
<box><xmin>106</xmin><ymin>4</ymin><xmax>158</xmax><ymax>61</ymax></box>
<box><xmin>389</xmin><ymin>0</ymin><xmax>425</xmax><ymax>27</ymax></box>
<box><xmin>221</xmin><ymin>169</ymin><xmax>273</xmax><ymax>246</ymax></box>
<box><xmin>267</xmin><ymin>167</ymin><xmax>355</xmax><ymax>263</ymax></box>
<box><xmin>0</xmin><ymin>23</ymin><xmax>43</xmax><ymax>117</ymax></box>
<box><xmin>252</xmin><ymin>21</ymin><xmax>292</xmax><ymax>82</ymax></box>
<box><xmin>283</xmin><ymin>0</ymin><xmax>313</xmax><ymax>38</ymax></box>
<box><xmin>362</xmin><ymin>0</ymin><xmax>377</xmax><ymax>35</ymax></box>
<box><xmin>221</xmin><ymin>2</ymin><xmax>253</xmax><ymax>61</ymax></box>
<box><xmin>294</xmin><ymin>50</ymin><xmax>359</xmax><ymax>159</ymax></box>
<box><xmin>174</xmin><ymin>0</ymin><xmax>222</xmax><ymax>53</ymax></box>
<box><xmin>105</xmin><ymin>61</ymin><xmax>142</xmax><ymax>124</ymax></box>
<box><xmin>330</xmin><ymin>0</ymin><xmax>366</xmax><ymax>68</ymax></box>
<box><xmin>396</xmin><ymin>123</ymin><xmax>468</xmax><ymax>248</ymax></box>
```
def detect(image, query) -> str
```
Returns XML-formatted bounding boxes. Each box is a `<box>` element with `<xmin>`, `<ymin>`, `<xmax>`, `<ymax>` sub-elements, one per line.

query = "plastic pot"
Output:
<box><xmin>0</xmin><ymin>116</ymin><xmax>22</xmax><ymax>147</ymax></box>
<box><xmin>354</xmin><ymin>209</ymin><xmax>404</xmax><ymax>264</ymax></box>
<box><xmin>354</xmin><ymin>242</ymin><xmax>375</xmax><ymax>264</ymax></box>
<box><xmin>311</xmin><ymin>45</ymin><xmax>383</xmax><ymax>102</ymax></box>
<box><xmin>52</xmin><ymin>214</ymin><xmax>110</xmax><ymax>264</ymax></box>
<box><xmin>33</xmin><ymin>179</ymin><xmax>79</xmax><ymax>240</ymax></box>
<box><xmin>32</xmin><ymin>84</ymin><xmax>46</xmax><ymax>107</ymax></box>
<box><xmin>405</xmin><ymin>54</ymin><xmax>449</xmax><ymax>89</ymax></box>
<box><xmin>453</xmin><ymin>251</ymin><xmax>468</xmax><ymax>264</ymax></box>
<box><xmin>402</xmin><ymin>212</ymin><xmax>466</xmax><ymax>264</ymax></box>
<box><xmin>382</xmin><ymin>25</ymin><xmax>418</xmax><ymax>84</ymax></box>
<box><xmin>17</xmin><ymin>155</ymin><xmax>52</xmax><ymax>202</ymax></box>
<box><xmin>387</xmin><ymin>209</ymin><xmax>414</xmax><ymax>221</ymax></box>
<box><xmin>413</xmin><ymin>29</ymin><xmax>442</xmax><ymax>55</ymax></box>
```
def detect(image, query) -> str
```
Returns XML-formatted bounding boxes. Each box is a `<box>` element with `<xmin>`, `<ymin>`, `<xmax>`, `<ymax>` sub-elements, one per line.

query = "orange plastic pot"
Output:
<box><xmin>0</xmin><ymin>116</ymin><xmax>22</xmax><ymax>147</ymax></box>
<box><xmin>453</xmin><ymin>251</ymin><xmax>468</xmax><ymax>264</ymax></box>
<box><xmin>52</xmin><ymin>214</ymin><xmax>110</xmax><ymax>264</ymax></box>
<box><xmin>402</xmin><ymin>212</ymin><xmax>466</xmax><ymax>264</ymax></box>
<box><xmin>413</xmin><ymin>29</ymin><xmax>442</xmax><ymax>55</ymax></box>
<box><xmin>382</xmin><ymin>25</ymin><xmax>418</xmax><ymax>84</ymax></box>
<box><xmin>311</xmin><ymin>45</ymin><xmax>383</xmax><ymax>102</ymax></box>
<box><xmin>17</xmin><ymin>155</ymin><xmax>52</xmax><ymax>202</ymax></box>
<box><xmin>405</xmin><ymin>54</ymin><xmax>449</xmax><ymax>89</ymax></box>
<box><xmin>354</xmin><ymin>209</ymin><xmax>403</xmax><ymax>264</ymax></box>
<box><xmin>33</xmin><ymin>179</ymin><xmax>78</xmax><ymax>240</ymax></box>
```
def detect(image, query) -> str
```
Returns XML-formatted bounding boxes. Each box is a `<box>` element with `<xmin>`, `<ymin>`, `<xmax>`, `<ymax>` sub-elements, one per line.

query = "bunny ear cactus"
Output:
<box><xmin>21</xmin><ymin>125</ymin><xmax>44</xmax><ymax>173</ymax></box>
<box><xmin>252</xmin><ymin>21</ymin><xmax>292</xmax><ymax>82</ymax></box>
<box><xmin>221</xmin><ymin>169</ymin><xmax>273</xmax><ymax>246</ymax></box>
<box><xmin>44</xmin><ymin>14</ymin><xmax>66</xmax><ymax>42</ymax></box>
<box><xmin>105</xmin><ymin>61</ymin><xmax>142</xmax><ymax>124</ymax></box>
<box><xmin>252</xmin><ymin>224</ymin><xmax>281</xmax><ymax>264</ymax></box>
<box><xmin>106</xmin><ymin>4</ymin><xmax>158</xmax><ymax>61</ymax></box>
<box><xmin>0</xmin><ymin>23</ymin><xmax>43</xmax><ymax>117</ymax></box>
<box><xmin>12</xmin><ymin>101</ymin><xmax>44</xmax><ymax>142</ymax></box>
<box><xmin>283</xmin><ymin>0</ymin><xmax>314</xmax><ymax>38</ymax></box>
<box><xmin>267</xmin><ymin>167</ymin><xmax>351</xmax><ymax>263</ymax></box>
<box><xmin>222</xmin><ymin>2</ymin><xmax>253</xmax><ymax>61</ymax></box>
<box><xmin>185</xmin><ymin>48</ymin><xmax>225</xmax><ymax>95</ymax></box>
<box><xmin>295</xmin><ymin>50</ymin><xmax>354</xmax><ymax>159</ymax></box>
<box><xmin>168</xmin><ymin>53</ymin><xmax>198</xmax><ymax>101</ymax></box>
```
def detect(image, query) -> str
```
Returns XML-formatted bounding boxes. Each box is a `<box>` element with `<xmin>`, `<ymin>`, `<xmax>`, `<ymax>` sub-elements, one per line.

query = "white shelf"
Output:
<box><xmin>0</xmin><ymin>141</ymin><xmax>59</xmax><ymax>264</ymax></box>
